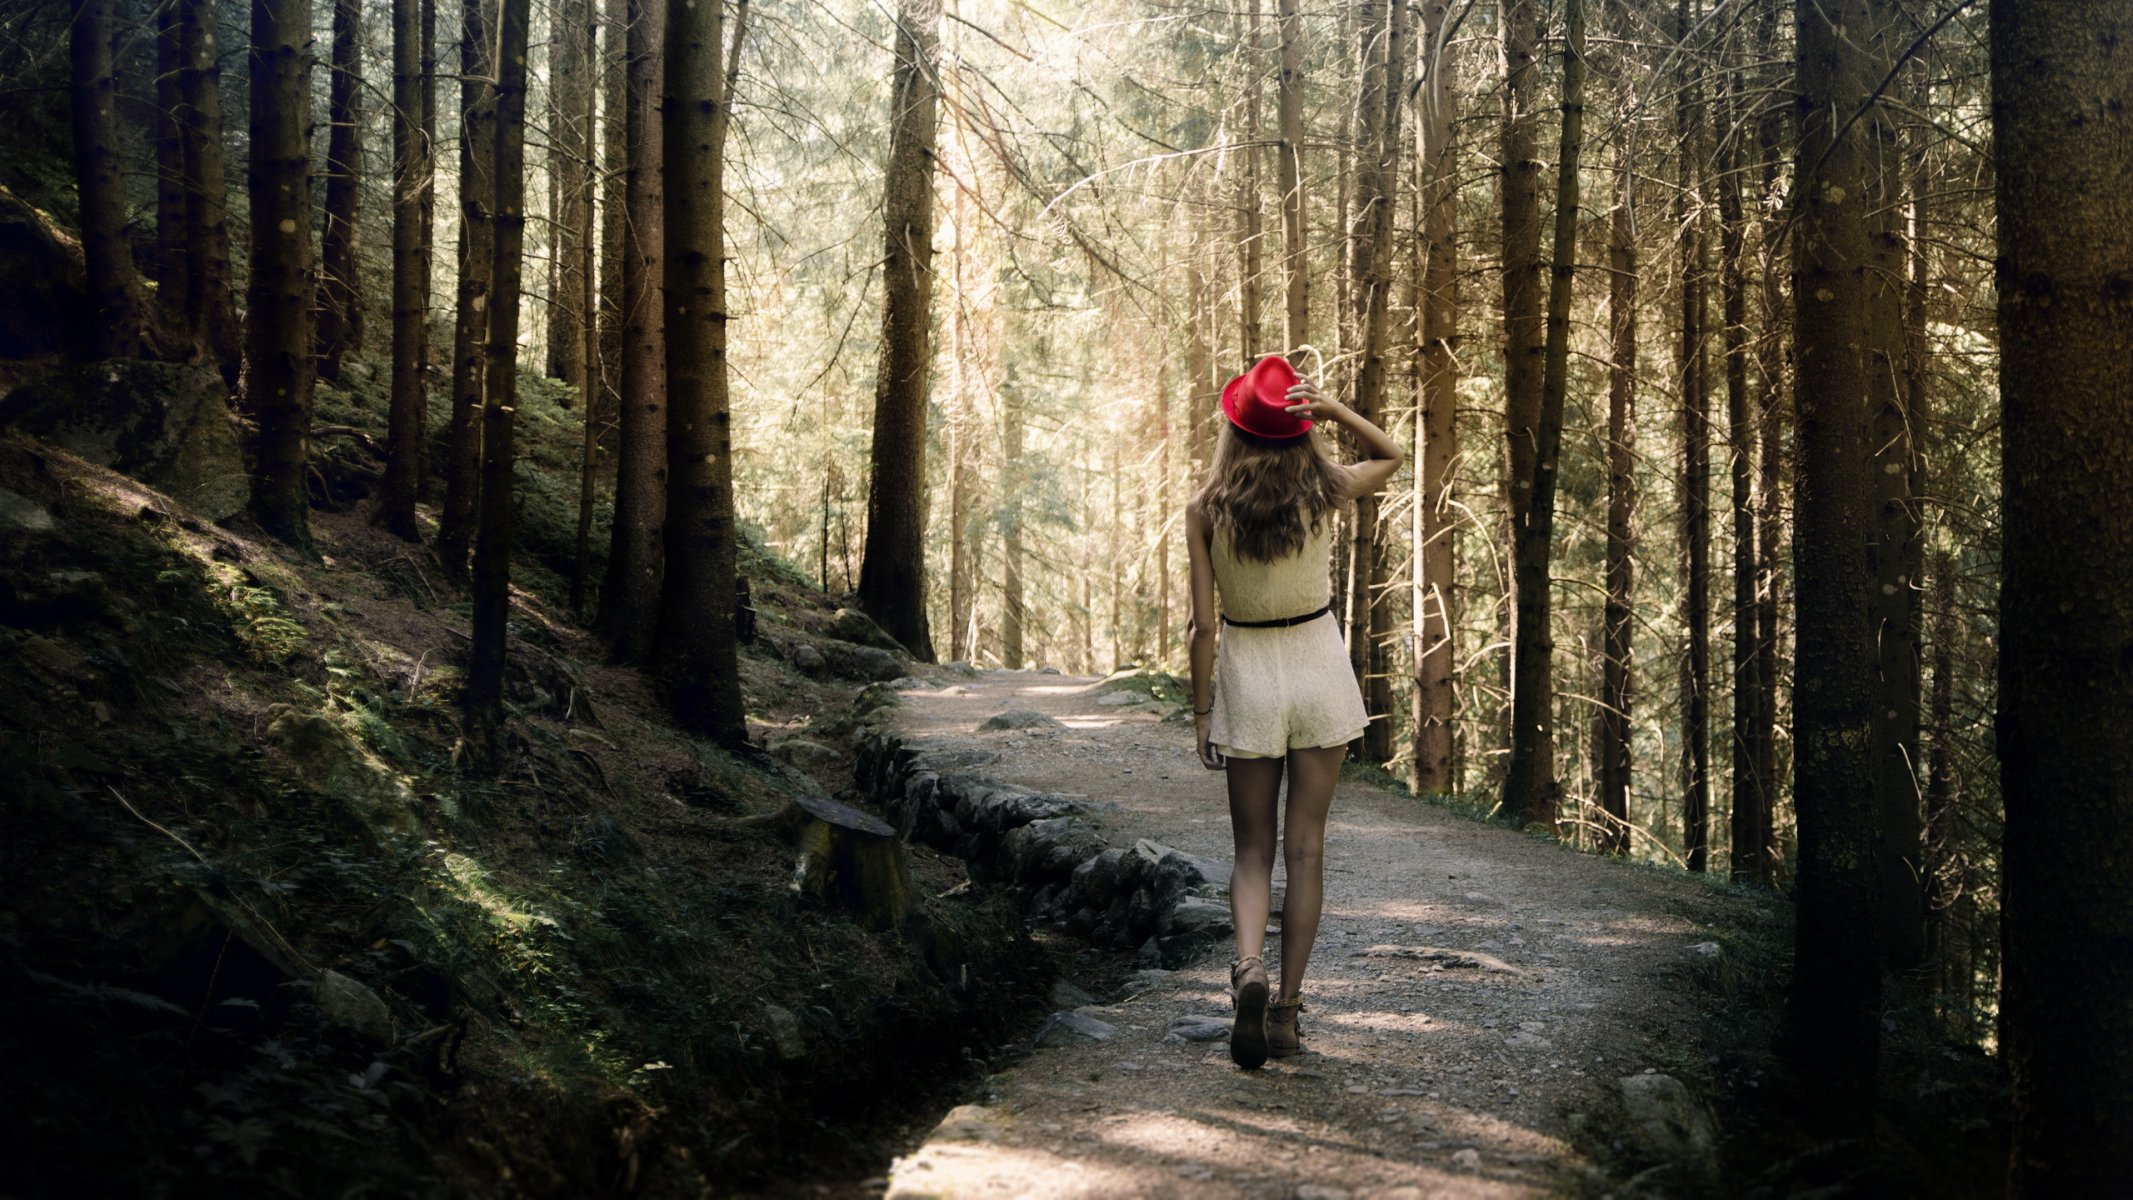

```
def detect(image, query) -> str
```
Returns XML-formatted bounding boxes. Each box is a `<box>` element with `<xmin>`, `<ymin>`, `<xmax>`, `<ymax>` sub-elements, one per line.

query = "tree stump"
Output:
<box><xmin>784</xmin><ymin>794</ymin><xmax>914</xmax><ymax>928</ymax></box>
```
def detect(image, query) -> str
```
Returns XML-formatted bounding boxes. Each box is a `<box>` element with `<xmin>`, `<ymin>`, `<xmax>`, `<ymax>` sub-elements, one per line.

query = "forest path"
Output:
<box><xmin>881</xmin><ymin>670</ymin><xmax>1746</xmax><ymax>1199</ymax></box>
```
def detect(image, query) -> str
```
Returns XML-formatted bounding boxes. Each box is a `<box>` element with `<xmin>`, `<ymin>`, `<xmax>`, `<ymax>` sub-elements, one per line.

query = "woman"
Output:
<box><xmin>1185</xmin><ymin>354</ymin><xmax>1403</xmax><ymax>1069</ymax></box>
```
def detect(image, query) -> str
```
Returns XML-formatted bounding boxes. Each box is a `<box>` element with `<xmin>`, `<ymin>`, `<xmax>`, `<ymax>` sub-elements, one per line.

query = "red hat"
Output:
<box><xmin>1220</xmin><ymin>354</ymin><xmax>1312</xmax><ymax>439</ymax></box>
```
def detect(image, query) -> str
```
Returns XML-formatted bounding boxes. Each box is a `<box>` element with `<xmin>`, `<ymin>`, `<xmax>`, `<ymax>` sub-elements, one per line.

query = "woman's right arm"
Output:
<box><xmin>1185</xmin><ymin>504</ymin><xmax>1225</xmax><ymax>771</ymax></box>
<box><xmin>1285</xmin><ymin>380</ymin><xmax>1404</xmax><ymax>497</ymax></box>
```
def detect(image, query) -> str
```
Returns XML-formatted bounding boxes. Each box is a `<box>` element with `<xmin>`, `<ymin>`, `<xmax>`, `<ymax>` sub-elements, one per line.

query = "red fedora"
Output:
<box><xmin>1220</xmin><ymin>354</ymin><xmax>1311</xmax><ymax>439</ymax></box>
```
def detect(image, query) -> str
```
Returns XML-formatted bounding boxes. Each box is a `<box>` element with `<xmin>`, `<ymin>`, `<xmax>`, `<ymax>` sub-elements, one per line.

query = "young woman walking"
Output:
<box><xmin>1185</xmin><ymin>354</ymin><xmax>1404</xmax><ymax>1069</ymax></box>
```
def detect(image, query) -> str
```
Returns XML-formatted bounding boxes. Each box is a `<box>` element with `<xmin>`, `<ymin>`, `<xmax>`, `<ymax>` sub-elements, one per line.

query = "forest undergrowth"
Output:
<box><xmin>0</xmin><ymin>377</ymin><xmax>1054</xmax><ymax>1197</ymax></box>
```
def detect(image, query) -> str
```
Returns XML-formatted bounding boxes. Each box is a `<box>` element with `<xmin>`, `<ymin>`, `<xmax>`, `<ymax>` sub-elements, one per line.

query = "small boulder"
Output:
<box><xmin>0</xmin><ymin>487</ymin><xmax>53</xmax><ymax>534</ymax></box>
<box><xmin>1050</xmin><ymin>979</ymin><xmax>1096</xmax><ymax>1009</ymax></box>
<box><xmin>266</xmin><ymin>709</ymin><xmax>416</xmax><ymax>837</ymax></box>
<box><xmin>761</xmin><ymin>1003</ymin><xmax>807</xmax><ymax>1061</ymax></box>
<box><xmin>977</xmin><ymin>709</ymin><xmax>1063</xmax><ymax>732</ymax></box>
<box><xmin>790</xmin><ymin>643</ymin><xmax>826</xmax><ymax>674</ymax></box>
<box><xmin>829</xmin><ymin>606</ymin><xmax>906</xmax><ymax>652</ymax></box>
<box><xmin>1034</xmin><ymin>1009</ymin><xmax>1117</xmax><ymax>1047</ymax></box>
<box><xmin>1161</xmin><ymin>895</ymin><xmax>1234</xmax><ymax>937</ymax></box>
<box><xmin>770</xmin><ymin>738</ymin><xmax>841</xmax><ymax>770</ymax></box>
<box><xmin>0</xmin><ymin>360</ymin><xmax>245</xmax><ymax>519</ymax></box>
<box><xmin>1618</xmin><ymin>1072</ymin><xmax>1720</xmax><ymax>1185</ymax></box>
<box><xmin>1093</xmin><ymin>691</ymin><xmax>1140</xmax><ymax>708</ymax></box>
<box><xmin>314</xmin><ymin>969</ymin><xmax>395</xmax><ymax>1044</ymax></box>
<box><xmin>1164</xmin><ymin>1015</ymin><xmax>1231</xmax><ymax>1043</ymax></box>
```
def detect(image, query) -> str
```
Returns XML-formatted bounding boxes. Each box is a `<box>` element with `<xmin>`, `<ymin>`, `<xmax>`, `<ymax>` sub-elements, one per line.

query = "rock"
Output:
<box><xmin>1134</xmin><ymin>935</ymin><xmax>1163</xmax><ymax>967</ymax></box>
<box><xmin>942</xmin><ymin>660</ymin><xmax>982</xmax><ymax>678</ymax></box>
<box><xmin>1164</xmin><ymin>1015</ymin><xmax>1231</xmax><ymax>1043</ymax></box>
<box><xmin>1504</xmin><ymin>1032</ymin><xmax>1553</xmax><ymax>1051</ymax></box>
<box><xmin>1093</xmin><ymin>691</ymin><xmax>1140</xmax><ymax>707</ymax></box>
<box><xmin>829</xmin><ymin>606</ymin><xmax>906</xmax><ymax>652</ymax></box>
<box><xmin>0</xmin><ymin>182</ymin><xmax>90</xmax><ymax>360</ymax></box>
<box><xmin>1450</xmin><ymin>1148</ymin><xmax>1483</xmax><ymax>1171</ymax></box>
<box><xmin>884</xmin><ymin>675</ymin><xmax>930</xmax><ymax>689</ymax></box>
<box><xmin>790</xmin><ymin>643</ymin><xmax>826</xmax><ymax>674</ymax></box>
<box><xmin>266</xmin><ymin>709</ymin><xmax>416</xmax><ymax>836</ymax></box>
<box><xmin>1034</xmin><ymin>1009</ymin><xmax>1117</xmax><ymax>1047</ymax></box>
<box><xmin>760</xmin><ymin>1003</ymin><xmax>806</xmax><ymax>1061</ymax></box>
<box><xmin>1617</xmin><ymin>1072</ymin><xmax>1720</xmax><ymax>1185</ymax></box>
<box><xmin>819</xmin><ymin>642</ymin><xmax>905</xmax><ymax>681</ymax></box>
<box><xmin>1296</xmin><ymin>1187</ymin><xmax>1352</xmax><ymax>1200</ymax></box>
<box><xmin>0</xmin><ymin>360</ymin><xmax>245</xmax><ymax>519</ymax></box>
<box><xmin>930</xmin><ymin>1103</ymin><xmax>1001</xmax><ymax>1143</ymax></box>
<box><xmin>1121</xmin><ymin>968</ymin><xmax>1173</xmax><ymax>993</ymax></box>
<box><xmin>852</xmin><ymin>682</ymin><xmax>901</xmax><ymax>719</ymax></box>
<box><xmin>0</xmin><ymin>487</ymin><xmax>52</xmax><ymax>533</ymax></box>
<box><xmin>977</xmin><ymin>709</ymin><xmax>1063</xmax><ymax>732</ymax></box>
<box><xmin>770</xmin><ymin>738</ymin><xmax>841</xmax><ymax>770</ymax></box>
<box><xmin>1050</xmin><ymin>979</ymin><xmax>1096</xmax><ymax>1009</ymax></box>
<box><xmin>314</xmin><ymin>969</ymin><xmax>395</xmax><ymax>1044</ymax></box>
<box><xmin>1685</xmin><ymin>940</ymin><xmax>1723</xmax><ymax>960</ymax></box>
<box><xmin>1071</xmin><ymin>847</ymin><xmax>1129</xmax><ymax>909</ymax></box>
<box><xmin>1160</xmin><ymin>895</ymin><xmax>1234</xmax><ymax>937</ymax></box>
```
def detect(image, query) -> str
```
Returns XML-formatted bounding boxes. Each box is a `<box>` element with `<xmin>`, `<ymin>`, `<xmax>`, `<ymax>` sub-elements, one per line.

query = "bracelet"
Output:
<box><xmin>1193</xmin><ymin>705</ymin><xmax>1213</xmax><ymax>716</ymax></box>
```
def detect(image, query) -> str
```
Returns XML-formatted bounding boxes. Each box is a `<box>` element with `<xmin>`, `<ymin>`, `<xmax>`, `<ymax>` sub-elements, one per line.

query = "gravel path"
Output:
<box><xmin>882</xmin><ymin>671</ymin><xmax>1743</xmax><ymax>1199</ymax></box>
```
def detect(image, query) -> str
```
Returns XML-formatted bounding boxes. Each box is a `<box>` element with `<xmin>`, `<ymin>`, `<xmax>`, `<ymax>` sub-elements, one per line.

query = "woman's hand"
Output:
<box><xmin>1283</xmin><ymin>379</ymin><xmax>1350</xmax><ymax>423</ymax></box>
<box><xmin>1195</xmin><ymin>712</ymin><xmax>1226</xmax><ymax>771</ymax></box>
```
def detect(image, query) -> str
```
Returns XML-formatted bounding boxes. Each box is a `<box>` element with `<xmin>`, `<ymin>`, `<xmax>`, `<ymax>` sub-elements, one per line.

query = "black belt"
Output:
<box><xmin>1222</xmin><ymin>604</ymin><xmax>1332</xmax><ymax>629</ymax></box>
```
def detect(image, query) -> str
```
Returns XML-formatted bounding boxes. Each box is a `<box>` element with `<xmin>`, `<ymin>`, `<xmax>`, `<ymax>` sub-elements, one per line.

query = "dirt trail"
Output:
<box><xmin>880</xmin><ymin>670</ymin><xmax>1746</xmax><ymax>1199</ymax></box>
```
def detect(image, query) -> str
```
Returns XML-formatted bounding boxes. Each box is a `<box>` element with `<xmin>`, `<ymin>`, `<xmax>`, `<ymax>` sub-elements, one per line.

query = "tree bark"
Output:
<box><xmin>316</xmin><ymin>0</ymin><xmax>364</xmax><ymax>381</ymax></box>
<box><xmin>549</xmin><ymin>0</ymin><xmax>596</xmax><ymax>395</ymax></box>
<box><xmin>70</xmin><ymin>0</ymin><xmax>150</xmax><ymax>360</ymax></box>
<box><xmin>1747</xmin><ymin>0</ymin><xmax>1785</xmax><ymax>886</ymax></box>
<box><xmin>154</xmin><ymin>3</ymin><xmax>188</xmax><ymax>322</ymax></box>
<box><xmin>655</xmin><ymin>0</ymin><xmax>750</xmax><ymax>742</ymax></box>
<box><xmin>1345</xmin><ymin>0</ymin><xmax>1402</xmax><ymax>763</ymax></box>
<box><xmin>1867</xmin><ymin>8</ymin><xmax>1924</xmax><ymax>970</ymax></box>
<box><xmin>1992</xmin><ymin>0</ymin><xmax>2133</xmax><ymax>1190</ymax></box>
<box><xmin>375</xmin><ymin>0</ymin><xmax>435</xmax><ymax>542</ymax></box>
<box><xmin>1002</xmin><ymin>379</ymin><xmax>1025</xmax><ymax>670</ymax></box>
<box><xmin>466</xmin><ymin>0</ymin><xmax>533</xmax><ymax>773</ymax></box>
<box><xmin>855</xmin><ymin>0</ymin><xmax>942</xmax><ymax>661</ymax></box>
<box><xmin>1675</xmin><ymin>0</ymin><xmax>1710</xmax><ymax>874</ymax></box>
<box><xmin>1411</xmin><ymin>0</ymin><xmax>1458</xmax><ymax>799</ymax></box>
<box><xmin>1235</xmin><ymin>0</ymin><xmax>1263</xmax><ymax>359</ymax></box>
<box><xmin>1720</xmin><ymin>39</ymin><xmax>1760</xmax><ymax>883</ymax></box>
<box><xmin>1504</xmin><ymin>0</ymin><xmax>1581</xmax><ymax>830</ymax></box>
<box><xmin>178</xmin><ymin>0</ymin><xmax>239</xmax><ymax>385</ymax></box>
<box><xmin>438</xmin><ymin>0</ymin><xmax>500</xmax><ymax>577</ymax></box>
<box><xmin>598</xmin><ymin>0</ymin><xmax>626</xmax><ymax>419</ymax></box>
<box><xmin>1787</xmin><ymin>0</ymin><xmax>1883</xmax><ymax>1132</ymax></box>
<box><xmin>245</xmin><ymin>0</ymin><xmax>315</xmax><ymax>548</ymax></box>
<box><xmin>1600</xmin><ymin>196</ymin><xmax>1636</xmax><ymax>854</ymax></box>
<box><xmin>597</xmin><ymin>0</ymin><xmax>666</xmax><ymax>663</ymax></box>
<box><xmin>1275</xmin><ymin>0</ymin><xmax>1307</xmax><ymax>355</ymax></box>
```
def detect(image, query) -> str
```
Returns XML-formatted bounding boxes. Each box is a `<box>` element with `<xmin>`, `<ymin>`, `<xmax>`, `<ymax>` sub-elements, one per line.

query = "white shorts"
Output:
<box><xmin>1206</xmin><ymin>612</ymin><xmax>1369</xmax><ymax>759</ymax></box>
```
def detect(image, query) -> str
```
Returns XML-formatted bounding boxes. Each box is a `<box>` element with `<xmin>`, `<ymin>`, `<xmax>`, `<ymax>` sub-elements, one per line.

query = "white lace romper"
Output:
<box><xmin>1205</xmin><ymin>518</ymin><xmax>1369</xmax><ymax>759</ymax></box>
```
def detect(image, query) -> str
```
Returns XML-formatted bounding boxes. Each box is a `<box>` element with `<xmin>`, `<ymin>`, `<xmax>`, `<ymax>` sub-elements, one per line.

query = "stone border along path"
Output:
<box><xmin>858</xmin><ymin>669</ymin><xmax>1752</xmax><ymax>1199</ymax></box>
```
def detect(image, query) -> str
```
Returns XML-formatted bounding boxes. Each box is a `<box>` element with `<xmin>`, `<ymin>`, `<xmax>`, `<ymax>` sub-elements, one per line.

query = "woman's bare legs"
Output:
<box><xmin>1226</xmin><ymin>756</ymin><xmax>1286</xmax><ymax>963</ymax></box>
<box><xmin>1276</xmin><ymin>744</ymin><xmax>1346</xmax><ymax>1001</ymax></box>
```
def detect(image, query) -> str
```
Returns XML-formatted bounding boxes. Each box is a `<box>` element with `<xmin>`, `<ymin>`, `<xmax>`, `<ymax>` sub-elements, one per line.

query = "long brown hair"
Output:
<box><xmin>1193</xmin><ymin>422</ymin><xmax>1345</xmax><ymax>563</ymax></box>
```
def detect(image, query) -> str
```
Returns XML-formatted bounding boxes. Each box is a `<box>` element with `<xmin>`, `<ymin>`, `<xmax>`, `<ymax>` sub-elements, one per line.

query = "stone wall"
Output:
<box><xmin>853</xmin><ymin>720</ymin><xmax>1233</xmax><ymax>968</ymax></box>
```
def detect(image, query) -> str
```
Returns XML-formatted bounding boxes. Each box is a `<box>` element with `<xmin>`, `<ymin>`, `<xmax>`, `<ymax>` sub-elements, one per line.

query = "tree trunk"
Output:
<box><xmin>1002</xmin><ymin>380</ymin><xmax>1025</xmax><ymax>669</ymax></box>
<box><xmin>1720</xmin><ymin>41</ymin><xmax>1760</xmax><ymax>883</ymax></box>
<box><xmin>178</xmin><ymin>0</ymin><xmax>239</xmax><ymax>385</ymax></box>
<box><xmin>559</xmin><ymin>0</ymin><xmax>601</xmax><ymax>614</ymax></box>
<box><xmin>597</xmin><ymin>0</ymin><xmax>667</xmax><ymax>663</ymax></box>
<box><xmin>1921</xmin><ymin>551</ymin><xmax>1956</xmax><ymax>1021</ymax></box>
<box><xmin>598</xmin><ymin>0</ymin><xmax>626</xmax><ymax>418</ymax></box>
<box><xmin>1787</xmin><ymin>0</ymin><xmax>1883</xmax><ymax>1133</ymax></box>
<box><xmin>1235</xmin><ymin>0</ymin><xmax>1263</xmax><ymax>358</ymax></box>
<box><xmin>1993</xmin><ymin>1</ymin><xmax>2133</xmax><ymax>1189</ymax></box>
<box><xmin>375</xmin><ymin>0</ymin><xmax>434</xmax><ymax>542</ymax></box>
<box><xmin>316</xmin><ymin>0</ymin><xmax>364</xmax><ymax>382</ymax></box>
<box><xmin>1600</xmin><ymin>196</ymin><xmax>1636</xmax><ymax>854</ymax></box>
<box><xmin>1503</xmin><ymin>0</ymin><xmax>1582</xmax><ymax>830</ymax></box>
<box><xmin>1747</xmin><ymin>0</ymin><xmax>1785</xmax><ymax>885</ymax></box>
<box><xmin>655</xmin><ymin>0</ymin><xmax>750</xmax><ymax>743</ymax></box>
<box><xmin>855</xmin><ymin>0</ymin><xmax>941</xmax><ymax>661</ymax></box>
<box><xmin>1411</xmin><ymin>0</ymin><xmax>1458</xmax><ymax>799</ymax></box>
<box><xmin>439</xmin><ymin>0</ymin><xmax>500</xmax><ymax>577</ymax></box>
<box><xmin>1275</xmin><ymin>0</ymin><xmax>1307</xmax><ymax>355</ymax></box>
<box><xmin>1339</xmin><ymin>2</ymin><xmax>1407</xmax><ymax>758</ymax></box>
<box><xmin>1867</xmin><ymin>9</ymin><xmax>1923</xmax><ymax>970</ymax></box>
<box><xmin>154</xmin><ymin>3</ymin><xmax>188</xmax><ymax>323</ymax></box>
<box><xmin>71</xmin><ymin>0</ymin><xmax>150</xmax><ymax>360</ymax></box>
<box><xmin>1675</xmin><ymin>0</ymin><xmax>1710</xmax><ymax>874</ymax></box>
<box><xmin>466</xmin><ymin>0</ymin><xmax>533</xmax><ymax>773</ymax></box>
<box><xmin>245</xmin><ymin>0</ymin><xmax>315</xmax><ymax>548</ymax></box>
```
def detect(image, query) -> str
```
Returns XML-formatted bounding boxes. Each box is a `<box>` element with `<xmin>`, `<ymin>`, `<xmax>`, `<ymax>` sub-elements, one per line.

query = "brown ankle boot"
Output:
<box><xmin>1268</xmin><ymin>997</ymin><xmax>1305</xmax><ymax>1058</ymax></box>
<box><xmin>1230</xmin><ymin>956</ymin><xmax>1270</xmax><ymax>1069</ymax></box>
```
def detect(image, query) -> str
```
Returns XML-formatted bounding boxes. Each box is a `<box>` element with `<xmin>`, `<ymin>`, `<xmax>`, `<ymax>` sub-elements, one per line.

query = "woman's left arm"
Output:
<box><xmin>1185</xmin><ymin>504</ymin><xmax>1225</xmax><ymax>771</ymax></box>
<box><xmin>1286</xmin><ymin>379</ymin><xmax>1404</xmax><ymax>496</ymax></box>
